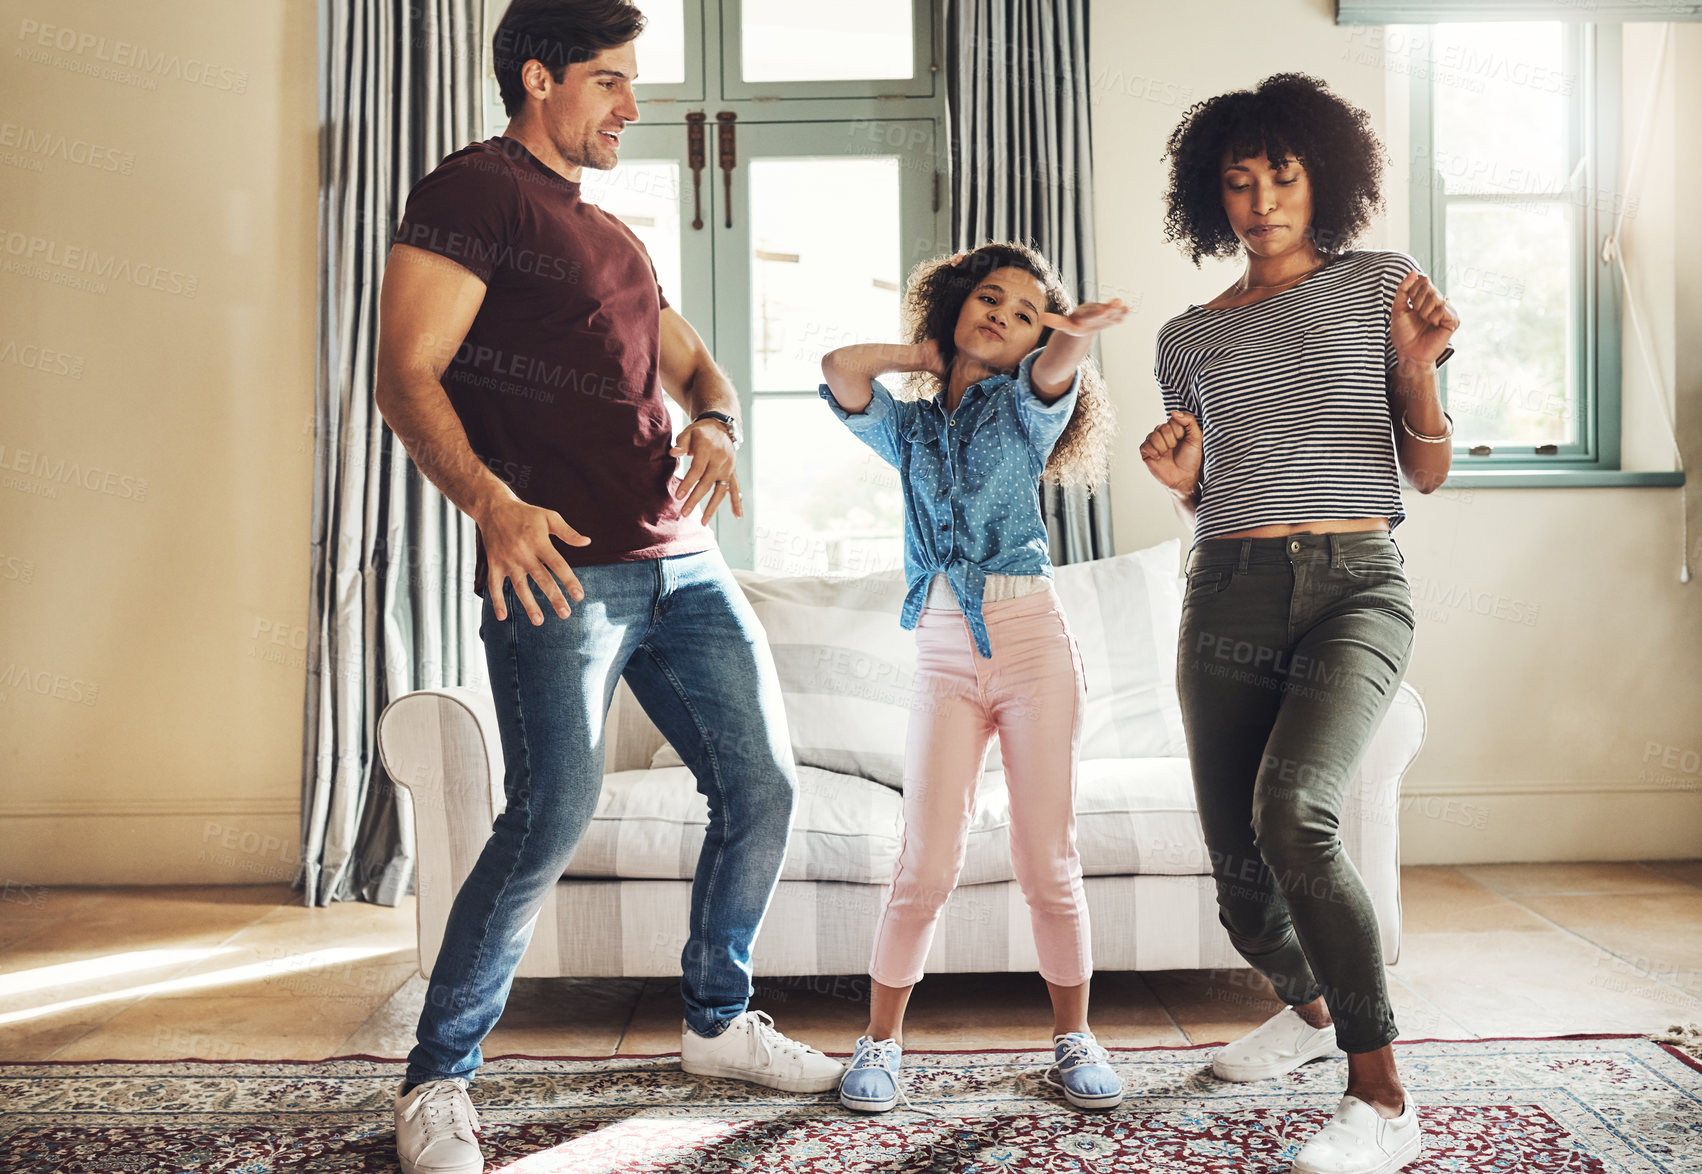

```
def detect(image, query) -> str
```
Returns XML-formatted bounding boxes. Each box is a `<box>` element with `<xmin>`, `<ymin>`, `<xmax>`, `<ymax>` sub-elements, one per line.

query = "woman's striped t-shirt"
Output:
<box><xmin>1153</xmin><ymin>249</ymin><xmax>1452</xmax><ymax>546</ymax></box>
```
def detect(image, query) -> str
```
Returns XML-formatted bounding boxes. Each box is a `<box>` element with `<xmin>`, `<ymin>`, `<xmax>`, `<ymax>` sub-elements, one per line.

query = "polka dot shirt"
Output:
<box><xmin>818</xmin><ymin>347</ymin><xmax>1080</xmax><ymax>657</ymax></box>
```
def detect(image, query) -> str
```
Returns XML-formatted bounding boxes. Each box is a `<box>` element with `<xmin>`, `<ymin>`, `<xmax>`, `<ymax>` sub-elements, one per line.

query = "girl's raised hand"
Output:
<box><xmin>1041</xmin><ymin>299</ymin><xmax>1130</xmax><ymax>337</ymax></box>
<box><xmin>1138</xmin><ymin>410</ymin><xmax>1203</xmax><ymax>496</ymax></box>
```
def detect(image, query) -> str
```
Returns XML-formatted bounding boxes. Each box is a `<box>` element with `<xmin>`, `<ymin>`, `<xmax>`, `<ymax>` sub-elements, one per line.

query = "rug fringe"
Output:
<box><xmin>1651</xmin><ymin>1022</ymin><xmax>1702</xmax><ymax>1060</ymax></box>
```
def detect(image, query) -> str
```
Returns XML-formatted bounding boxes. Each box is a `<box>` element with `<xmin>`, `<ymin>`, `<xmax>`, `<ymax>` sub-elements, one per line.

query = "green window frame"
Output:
<box><xmin>1410</xmin><ymin>22</ymin><xmax>1621</xmax><ymax>475</ymax></box>
<box><xmin>1389</xmin><ymin>15</ymin><xmax>1684</xmax><ymax>488</ymax></box>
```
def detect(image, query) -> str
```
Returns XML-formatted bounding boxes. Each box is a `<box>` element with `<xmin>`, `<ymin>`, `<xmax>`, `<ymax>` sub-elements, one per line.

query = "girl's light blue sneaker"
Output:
<box><xmin>1046</xmin><ymin>1031</ymin><xmax>1124</xmax><ymax>1110</ymax></box>
<box><xmin>838</xmin><ymin>1035</ymin><xmax>903</xmax><ymax>1113</ymax></box>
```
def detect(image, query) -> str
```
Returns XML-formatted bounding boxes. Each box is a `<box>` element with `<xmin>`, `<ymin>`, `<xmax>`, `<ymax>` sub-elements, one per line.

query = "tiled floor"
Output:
<box><xmin>1</xmin><ymin>863</ymin><xmax>1697</xmax><ymax>1063</ymax></box>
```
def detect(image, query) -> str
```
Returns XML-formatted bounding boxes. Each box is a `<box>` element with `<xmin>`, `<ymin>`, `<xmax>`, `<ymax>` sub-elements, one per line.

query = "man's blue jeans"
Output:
<box><xmin>405</xmin><ymin>549</ymin><xmax>797</xmax><ymax>1086</ymax></box>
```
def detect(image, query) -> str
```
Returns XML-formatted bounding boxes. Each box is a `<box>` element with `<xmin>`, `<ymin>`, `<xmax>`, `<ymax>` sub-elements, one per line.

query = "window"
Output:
<box><xmin>1408</xmin><ymin>21</ymin><xmax>1623</xmax><ymax>470</ymax></box>
<box><xmin>480</xmin><ymin>0</ymin><xmax>946</xmax><ymax>573</ymax></box>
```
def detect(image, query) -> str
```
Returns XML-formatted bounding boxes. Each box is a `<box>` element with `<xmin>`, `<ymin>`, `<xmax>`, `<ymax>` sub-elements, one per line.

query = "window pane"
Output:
<box><xmin>578</xmin><ymin>160</ymin><xmax>682</xmax><ymax>313</ymax></box>
<box><xmin>740</xmin><ymin>0</ymin><xmax>914</xmax><ymax>82</ymax></box>
<box><xmin>749</xmin><ymin>157</ymin><xmax>902</xmax><ymax>392</ymax></box>
<box><xmin>1442</xmin><ymin>201</ymin><xmax>1575</xmax><ymax>449</ymax></box>
<box><xmin>1430</xmin><ymin>22</ymin><xmax>1573</xmax><ymax>197</ymax></box>
<box><xmin>633</xmin><ymin>0</ymin><xmax>685</xmax><ymax>85</ymax></box>
<box><xmin>751</xmin><ymin>396</ymin><xmax>904</xmax><ymax>576</ymax></box>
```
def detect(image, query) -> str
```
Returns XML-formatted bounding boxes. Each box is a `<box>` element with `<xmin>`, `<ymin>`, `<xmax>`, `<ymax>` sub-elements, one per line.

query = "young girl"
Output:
<box><xmin>1142</xmin><ymin>73</ymin><xmax>1459</xmax><ymax>1174</ymax></box>
<box><xmin>818</xmin><ymin>242</ymin><xmax>1123</xmax><ymax>1113</ymax></box>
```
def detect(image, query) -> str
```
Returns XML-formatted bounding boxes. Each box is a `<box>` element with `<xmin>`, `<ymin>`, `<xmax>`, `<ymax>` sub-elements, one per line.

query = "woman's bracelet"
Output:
<box><xmin>1401</xmin><ymin>409</ymin><xmax>1454</xmax><ymax>444</ymax></box>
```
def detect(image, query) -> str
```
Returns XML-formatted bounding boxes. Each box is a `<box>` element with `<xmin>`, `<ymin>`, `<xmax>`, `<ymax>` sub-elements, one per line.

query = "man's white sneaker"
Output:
<box><xmin>680</xmin><ymin>1009</ymin><xmax>846</xmax><ymax>1093</ymax></box>
<box><xmin>1290</xmin><ymin>1093</ymin><xmax>1421</xmax><ymax>1174</ymax></box>
<box><xmin>1211</xmin><ymin>1006</ymin><xmax>1343</xmax><ymax>1082</ymax></box>
<box><xmin>394</xmin><ymin>1078</ymin><xmax>484</xmax><ymax>1174</ymax></box>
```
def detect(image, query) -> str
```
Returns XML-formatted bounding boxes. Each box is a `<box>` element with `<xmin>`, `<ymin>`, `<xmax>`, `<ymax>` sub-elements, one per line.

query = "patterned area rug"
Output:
<box><xmin>2</xmin><ymin>1035</ymin><xmax>1697</xmax><ymax>1172</ymax></box>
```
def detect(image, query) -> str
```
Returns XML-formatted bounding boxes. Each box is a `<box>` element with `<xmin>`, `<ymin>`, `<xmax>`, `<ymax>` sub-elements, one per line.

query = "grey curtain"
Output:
<box><xmin>947</xmin><ymin>0</ymin><xmax>1113</xmax><ymax>563</ymax></box>
<box><xmin>304</xmin><ymin>0</ymin><xmax>487</xmax><ymax>906</ymax></box>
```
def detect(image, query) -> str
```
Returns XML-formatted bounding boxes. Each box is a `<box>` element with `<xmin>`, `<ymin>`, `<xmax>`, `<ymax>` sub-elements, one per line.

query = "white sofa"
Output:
<box><xmin>378</xmin><ymin>539</ymin><xmax>1425</xmax><ymax>981</ymax></box>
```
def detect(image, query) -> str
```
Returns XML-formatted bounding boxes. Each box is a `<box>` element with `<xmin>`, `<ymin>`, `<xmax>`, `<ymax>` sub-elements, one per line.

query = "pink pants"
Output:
<box><xmin>868</xmin><ymin>587</ymin><xmax>1092</xmax><ymax>988</ymax></box>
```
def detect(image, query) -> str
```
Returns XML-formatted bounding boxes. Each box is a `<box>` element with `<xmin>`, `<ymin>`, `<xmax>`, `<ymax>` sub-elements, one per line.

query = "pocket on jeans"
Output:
<box><xmin>1184</xmin><ymin>566</ymin><xmax>1233</xmax><ymax>599</ymax></box>
<box><xmin>1339</xmin><ymin>560</ymin><xmax>1416</xmax><ymax>630</ymax></box>
<box><xmin>1339</xmin><ymin>552</ymin><xmax>1406</xmax><ymax>583</ymax></box>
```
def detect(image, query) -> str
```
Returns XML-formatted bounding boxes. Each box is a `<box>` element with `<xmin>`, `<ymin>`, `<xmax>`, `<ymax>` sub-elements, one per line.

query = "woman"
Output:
<box><xmin>1141</xmin><ymin>74</ymin><xmax>1458</xmax><ymax>1174</ymax></box>
<box><xmin>819</xmin><ymin>242</ymin><xmax>1123</xmax><ymax>1113</ymax></box>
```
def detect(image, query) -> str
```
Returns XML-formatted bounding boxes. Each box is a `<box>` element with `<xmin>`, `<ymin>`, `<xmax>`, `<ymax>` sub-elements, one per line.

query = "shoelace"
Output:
<box><xmin>1042</xmin><ymin>1034</ymin><xmax>1114</xmax><ymax>1094</ymax></box>
<box><xmin>846</xmin><ymin>1037</ymin><xmax>942</xmax><ymax>1117</ymax></box>
<box><xmin>848</xmin><ymin>1037</ymin><xmax>903</xmax><ymax>1073</ymax></box>
<box><xmin>744</xmin><ymin>1009</ymin><xmax>819</xmax><ymax>1067</ymax></box>
<box><xmin>401</xmin><ymin>1080</ymin><xmax>481</xmax><ymax>1144</ymax></box>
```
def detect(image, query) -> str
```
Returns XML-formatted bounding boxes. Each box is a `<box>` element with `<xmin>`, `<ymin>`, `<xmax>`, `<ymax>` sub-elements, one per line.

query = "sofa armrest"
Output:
<box><xmin>377</xmin><ymin>685</ymin><xmax>506</xmax><ymax>978</ymax></box>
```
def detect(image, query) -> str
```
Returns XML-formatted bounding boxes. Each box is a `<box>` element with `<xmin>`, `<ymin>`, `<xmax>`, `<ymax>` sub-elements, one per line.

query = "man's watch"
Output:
<box><xmin>693</xmin><ymin>410</ymin><xmax>743</xmax><ymax>450</ymax></box>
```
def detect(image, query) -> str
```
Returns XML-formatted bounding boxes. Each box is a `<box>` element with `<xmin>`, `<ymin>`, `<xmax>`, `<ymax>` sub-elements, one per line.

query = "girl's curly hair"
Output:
<box><xmin>1162</xmin><ymin>72</ymin><xmax>1388</xmax><ymax>266</ymax></box>
<box><xmin>896</xmin><ymin>242</ymin><xmax>1115</xmax><ymax>492</ymax></box>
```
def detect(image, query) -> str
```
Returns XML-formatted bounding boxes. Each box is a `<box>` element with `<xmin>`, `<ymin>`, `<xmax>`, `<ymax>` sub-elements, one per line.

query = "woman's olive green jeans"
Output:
<box><xmin>1177</xmin><ymin>529</ymin><xmax>1415</xmax><ymax>1054</ymax></box>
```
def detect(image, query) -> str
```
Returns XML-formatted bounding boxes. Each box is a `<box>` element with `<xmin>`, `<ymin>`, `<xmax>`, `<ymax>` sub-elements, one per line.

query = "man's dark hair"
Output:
<box><xmin>1161</xmin><ymin>72</ymin><xmax>1388</xmax><ymax>266</ymax></box>
<box><xmin>492</xmin><ymin>0</ymin><xmax>647</xmax><ymax>117</ymax></box>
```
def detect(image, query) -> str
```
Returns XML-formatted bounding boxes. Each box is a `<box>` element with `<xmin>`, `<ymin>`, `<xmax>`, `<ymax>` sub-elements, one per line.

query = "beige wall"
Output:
<box><xmin>1090</xmin><ymin>2</ymin><xmax>1702</xmax><ymax>862</ymax></box>
<box><xmin>0</xmin><ymin>1</ymin><xmax>318</xmax><ymax>883</ymax></box>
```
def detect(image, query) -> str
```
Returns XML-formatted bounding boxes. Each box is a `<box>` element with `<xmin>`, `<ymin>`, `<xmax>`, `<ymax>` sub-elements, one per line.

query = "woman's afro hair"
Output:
<box><xmin>1161</xmin><ymin>72</ymin><xmax>1388</xmax><ymax>266</ymax></box>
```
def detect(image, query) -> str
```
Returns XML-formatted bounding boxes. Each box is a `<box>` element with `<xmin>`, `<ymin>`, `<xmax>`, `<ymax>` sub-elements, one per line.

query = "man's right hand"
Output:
<box><xmin>476</xmin><ymin>497</ymin><xmax>592</xmax><ymax>624</ymax></box>
<box><xmin>1139</xmin><ymin>410</ymin><xmax>1204</xmax><ymax>498</ymax></box>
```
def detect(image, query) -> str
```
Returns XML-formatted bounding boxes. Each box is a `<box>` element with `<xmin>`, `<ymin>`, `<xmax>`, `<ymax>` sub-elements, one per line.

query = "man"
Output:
<box><xmin>375</xmin><ymin>3</ymin><xmax>841</xmax><ymax>1170</ymax></box>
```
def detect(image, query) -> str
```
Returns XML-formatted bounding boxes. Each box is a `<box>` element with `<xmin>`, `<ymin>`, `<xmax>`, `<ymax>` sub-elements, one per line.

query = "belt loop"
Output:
<box><xmin>1237</xmin><ymin>538</ymin><xmax>1251</xmax><ymax>574</ymax></box>
<box><xmin>1328</xmin><ymin>533</ymin><xmax>1344</xmax><ymax>570</ymax></box>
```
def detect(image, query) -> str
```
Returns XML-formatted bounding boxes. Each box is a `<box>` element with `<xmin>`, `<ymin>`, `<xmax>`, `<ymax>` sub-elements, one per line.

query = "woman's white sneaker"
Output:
<box><xmin>394</xmin><ymin>1078</ymin><xmax>483</xmax><ymax>1174</ymax></box>
<box><xmin>1290</xmin><ymin>1093</ymin><xmax>1421</xmax><ymax>1174</ymax></box>
<box><xmin>680</xmin><ymin>1009</ymin><xmax>846</xmax><ymax>1093</ymax></box>
<box><xmin>1212</xmin><ymin>1005</ymin><xmax>1343</xmax><ymax>1082</ymax></box>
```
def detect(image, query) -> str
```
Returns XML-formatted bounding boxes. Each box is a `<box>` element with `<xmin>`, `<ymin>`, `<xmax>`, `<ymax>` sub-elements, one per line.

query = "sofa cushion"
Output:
<box><xmin>1049</xmin><ymin>539</ymin><xmax>1189</xmax><ymax>761</ymax></box>
<box><xmin>563</xmin><ymin>757</ymin><xmax>1208</xmax><ymax>885</ymax></box>
<box><xmin>648</xmin><ymin>541</ymin><xmax>1189</xmax><ymax>789</ymax></box>
<box><xmin>651</xmin><ymin>568</ymin><xmax>917</xmax><ymax>788</ymax></box>
<box><xmin>966</xmin><ymin>758</ymin><xmax>1208</xmax><ymax>881</ymax></box>
<box><xmin>564</xmin><ymin>765</ymin><xmax>903</xmax><ymax>885</ymax></box>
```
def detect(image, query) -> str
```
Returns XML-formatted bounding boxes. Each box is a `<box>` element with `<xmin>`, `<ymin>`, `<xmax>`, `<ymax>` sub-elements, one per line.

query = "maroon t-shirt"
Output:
<box><xmin>393</xmin><ymin>135</ymin><xmax>713</xmax><ymax>595</ymax></box>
